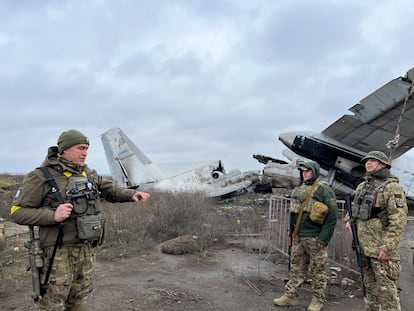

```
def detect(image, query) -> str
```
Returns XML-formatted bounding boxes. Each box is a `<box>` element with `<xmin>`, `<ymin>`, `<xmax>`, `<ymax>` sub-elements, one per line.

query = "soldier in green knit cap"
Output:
<box><xmin>11</xmin><ymin>129</ymin><xmax>150</xmax><ymax>310</ymax></box>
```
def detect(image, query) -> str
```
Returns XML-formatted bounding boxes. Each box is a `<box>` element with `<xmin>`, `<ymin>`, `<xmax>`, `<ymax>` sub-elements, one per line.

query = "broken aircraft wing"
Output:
<box><xmin>322</xmin><ymin>68</ymin><xmax>414</xmax><ymax>159</ymax></box>
<box><xmin>258</xmin><ymin>68</ymin><xmax>414</xmax><ymax>201</ymax></box>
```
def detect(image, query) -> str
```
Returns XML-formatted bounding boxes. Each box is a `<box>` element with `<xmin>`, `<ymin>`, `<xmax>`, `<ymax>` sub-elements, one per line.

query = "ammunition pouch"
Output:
<box><xmin>309</xmin><ymin>201</ymin><xmax>329</xmax><ymax>224</ymax></box>
<box><xmin>71</xmin><ymin>195</ymin><xmax>100</xmax><ymax>215</ymax></box>
<box><xmin>353</xmin><ymin>197</ymin><xmax>387</xmax><ymax>225</ymax></box>
<box><xmin>76</xmin><ymin>214</ymin><xmax>104</xmax><ymax>241</ymax></box>
<box><xmin>353</xmin><ymin>194</ymin><xmax>374</xmax><ymax>220</ymax></box>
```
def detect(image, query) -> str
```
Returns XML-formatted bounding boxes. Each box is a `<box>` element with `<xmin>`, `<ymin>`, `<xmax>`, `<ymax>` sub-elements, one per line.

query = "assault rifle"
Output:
<box><xmin>24</xmin><ymin>225</ymin><xmax>45</xmax><ymax>302</ymax></box>
<box><xmin>287</xmin><ymin>211</ymin><xmax>295</xmax><ymax>271</ymax></box>
<box><xmin>345</xmin><ymin>196</ymin><xmax>367</xmax><ymax>297</ymax></box>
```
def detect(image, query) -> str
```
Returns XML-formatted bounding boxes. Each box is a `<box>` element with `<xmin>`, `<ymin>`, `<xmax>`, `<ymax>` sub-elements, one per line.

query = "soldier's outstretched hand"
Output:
<box><xmin>132</xmin><ymin>191</ymin><xmax>150</xmax><ymax>202</ymax></box>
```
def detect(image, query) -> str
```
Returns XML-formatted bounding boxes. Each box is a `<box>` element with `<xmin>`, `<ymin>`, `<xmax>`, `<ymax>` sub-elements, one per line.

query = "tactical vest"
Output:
<box><xmin>66</xmin><ymin>175</ymin><xmax>100</xmax><ymax>216</ymax></box>
<box><xmin>66</xmin><ymin>175</ymin><xmax>104</xmax><ymax>241</ymax></box>
<box><xmin>352</xmin><ymin>178</ymin><xmax>396</xmax><ymax>225</ymax></box>
<box><xmin>290</xmin><ymin>180</ymin><xmax>327</xmax><ymax>213</ymax></box>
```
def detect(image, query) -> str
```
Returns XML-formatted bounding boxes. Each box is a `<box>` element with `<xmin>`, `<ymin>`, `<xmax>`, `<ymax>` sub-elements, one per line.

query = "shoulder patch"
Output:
<box><xmin>14</xmin><ymin>188</ymin><xmax>22</xmax><ymax>200</ymax></box>
<box><xmin>395</xmin><ymin>194</ymin><xmax>405</xmax><ymax>208</ymax></box>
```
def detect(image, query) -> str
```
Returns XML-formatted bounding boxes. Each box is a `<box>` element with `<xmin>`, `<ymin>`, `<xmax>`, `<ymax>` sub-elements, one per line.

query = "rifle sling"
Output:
<box><xmin>292</xmin><ymin>180</ymin><xmax>319</xmax><ymax>239</ymax></box>
<box><xmin>38</xmin><ymin>166</ymin><xmax>65</xmax><ymax>295</ymax></box>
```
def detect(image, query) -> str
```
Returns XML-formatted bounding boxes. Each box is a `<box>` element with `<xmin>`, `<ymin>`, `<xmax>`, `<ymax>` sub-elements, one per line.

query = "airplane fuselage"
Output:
<box><xmin>279</xmin><ymin>131</ymin><xmax>414</xmax><ymax>200</ymax></box>
<box><xmin>279</xmin><ymin>131</ymin><xmax>365</xmax><ymax>189</ymax></box>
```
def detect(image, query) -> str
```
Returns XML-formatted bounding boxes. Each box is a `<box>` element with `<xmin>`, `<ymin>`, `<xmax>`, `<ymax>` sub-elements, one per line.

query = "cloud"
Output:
<box><xmin>0</xmin><ymin>0</ymin><xmax>413</xmax><ymax>175</ymax></box>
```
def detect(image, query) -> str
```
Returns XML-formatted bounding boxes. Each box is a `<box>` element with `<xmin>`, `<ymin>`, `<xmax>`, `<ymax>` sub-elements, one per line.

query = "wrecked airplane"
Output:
<box><xmin>101</xmin><ymin>127</ymin><xmax>262</xmax><ymax>198</ymax></box>
<box><xmin>256</xmin><ymin>67</ymin><xmax>414</xmax><ymax>203</ymax></box>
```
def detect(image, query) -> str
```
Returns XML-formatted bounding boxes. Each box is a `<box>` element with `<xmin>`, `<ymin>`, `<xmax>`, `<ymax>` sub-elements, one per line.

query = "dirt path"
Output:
<box><xmin>88</xmin><ymin>247</ymin><xmax>367</xmax><ymax>311</ymax></box>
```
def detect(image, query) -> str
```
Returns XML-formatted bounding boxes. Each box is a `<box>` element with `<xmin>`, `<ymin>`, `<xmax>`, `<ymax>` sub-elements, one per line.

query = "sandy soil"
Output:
<box><xmin>1</xmin><ymin>222</ymin><xmax>413</xmax><ymax>311</ymax></box>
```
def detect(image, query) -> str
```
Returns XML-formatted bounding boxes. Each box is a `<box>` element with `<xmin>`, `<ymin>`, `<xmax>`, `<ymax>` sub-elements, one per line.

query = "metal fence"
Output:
<box><xmin>267</xmin><ymin>195</ymin><xmax>359</xmax><ymax>274</ymax></box>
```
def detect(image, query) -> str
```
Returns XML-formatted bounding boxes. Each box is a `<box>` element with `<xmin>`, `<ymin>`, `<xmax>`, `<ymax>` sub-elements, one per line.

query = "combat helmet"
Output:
<box><xmin>361</xmin><ymin>151</ymin><xmax>391</xmax><ymax>168</ymax></box>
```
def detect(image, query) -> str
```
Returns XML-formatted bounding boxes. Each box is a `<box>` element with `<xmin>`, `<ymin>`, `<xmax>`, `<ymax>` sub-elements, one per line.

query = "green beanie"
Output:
<box><xmin>57</xmin><ymin>129</ymin><xmax>89</xmax><ymax>154</ymax></box>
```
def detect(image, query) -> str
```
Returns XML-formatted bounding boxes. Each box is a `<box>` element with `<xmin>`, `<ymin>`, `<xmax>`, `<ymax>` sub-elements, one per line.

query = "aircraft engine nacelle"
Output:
<box><xmin>211</xmin><ymin>170</ymin><xmax>224</xmax><ymax>179</ymax></box>
<box><xmin>334</xmin><ymin>156</ymin><xmax>365</xmax><ymax>178</ymax></box>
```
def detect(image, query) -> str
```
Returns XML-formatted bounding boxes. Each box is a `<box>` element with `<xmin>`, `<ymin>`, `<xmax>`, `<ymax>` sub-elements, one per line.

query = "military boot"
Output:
<box><xmin>308</xmin><ymin>297</ymin><xmax>323</xmax><ymax>311</ymax></box>
<box><xmin>273</xmin><ymin>294</ymin><xmax>299</xmax><ymax>306</ymax></box>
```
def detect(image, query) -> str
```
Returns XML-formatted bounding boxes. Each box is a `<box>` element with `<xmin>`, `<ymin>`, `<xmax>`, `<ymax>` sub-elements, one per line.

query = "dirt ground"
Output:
<box><xmin>1</xmin><ymin>222</ymin><xmax>414</xmax><ymax>311</ymax></box>
<box><xmin>1</xmin><ymin>187</ymin><xmax>413</xmax><ymax>311</ymax></box>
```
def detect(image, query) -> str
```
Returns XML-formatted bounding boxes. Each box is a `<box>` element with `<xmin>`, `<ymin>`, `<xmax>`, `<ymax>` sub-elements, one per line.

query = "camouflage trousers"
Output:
<box><xmin>36</xmin><ymin>243</ymin><xmax>96</xmax><ymax>311</ymax></box>
<box><xmin>285</xmin><ymin>236</ymin><xmax>327</xmax><ymax>302</ymax></box>
<box><xmin>363</xmin><ymin>257</ymin><xmax>401</xmax><ymax>311</ymax></box>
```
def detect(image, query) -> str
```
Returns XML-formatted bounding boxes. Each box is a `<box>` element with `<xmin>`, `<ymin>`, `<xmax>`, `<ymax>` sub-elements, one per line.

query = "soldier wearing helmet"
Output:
<box><xmin>346</xmin><ymin>150</ymin><xmax>407</xmax><ymax>311</ymax></box>
<box><xmin>361</xmin><ymin>150</ymin><xmax>391</xmax><ymax>168</ymax></box>
<box><xmin>274</xmin><ymin>160</ymin><xmax>338</xmax><ymax>311</ymax></box>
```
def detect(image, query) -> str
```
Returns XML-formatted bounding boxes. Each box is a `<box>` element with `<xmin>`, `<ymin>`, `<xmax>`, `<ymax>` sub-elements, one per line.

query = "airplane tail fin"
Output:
<box><xmin>100</xmin><ymin>127</ymin><xmax>165</xmax><ymax>188</ymax></box>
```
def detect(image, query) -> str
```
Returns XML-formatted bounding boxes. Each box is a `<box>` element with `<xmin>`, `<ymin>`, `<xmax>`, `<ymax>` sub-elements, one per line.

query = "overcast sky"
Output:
<box><xmin>1</xmin><ymin>0</ymin><xmax>414</xmax><ymax>175</ymax></box>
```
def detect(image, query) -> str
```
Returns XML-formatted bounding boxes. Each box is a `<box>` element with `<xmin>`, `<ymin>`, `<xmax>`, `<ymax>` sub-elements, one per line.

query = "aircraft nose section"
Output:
<box><xmin>279</xmin><ymin>132</ymin><xmax>297</xmax><ymax>148</ymax></box>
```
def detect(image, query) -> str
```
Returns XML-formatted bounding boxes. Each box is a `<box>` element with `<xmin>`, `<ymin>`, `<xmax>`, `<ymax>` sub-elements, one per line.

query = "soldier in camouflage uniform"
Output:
<box><xmin>10</xmin><ymin>129</ymin><xmax>150</xmax><ymax>311</ymax></box>
<box><xmin>274</xmin><ymin>160</ymin><xmax>338</xmax><ymax>311</ymax></box>
<box><xmin>345</xmin><ymin>151</ymin><xmax>408</xmax><ymax>311</ymax></box>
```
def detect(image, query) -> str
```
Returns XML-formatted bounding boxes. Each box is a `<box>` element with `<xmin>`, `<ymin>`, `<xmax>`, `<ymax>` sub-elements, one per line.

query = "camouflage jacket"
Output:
<box><xmin>10</xmin><ymin>146</ymin><xmax>137</xmax><ymax>247</ymax></box>
<box><xmin>353</xmin><ymin>168</ymin><xmax>408</xmax><ymax>260</ymax></box>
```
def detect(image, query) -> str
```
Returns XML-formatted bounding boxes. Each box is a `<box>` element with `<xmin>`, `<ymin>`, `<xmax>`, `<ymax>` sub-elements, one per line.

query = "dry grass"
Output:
<box><xmin>98</xmin><ymin>192</ymin><xmax>236</xmax><ymax>260</ymax></box>
<box><xmin>0</xmin><ymin>174</ymin><xmax>264</xmax><ymax>262</ymax></box>
<box><xmin>0</xmin><ymin>235</ymin><xmax>30</xmax><ymax>288</ymax></box>
<box><xmin>0</xmin><ymin>175</ymin><xmax>22</xmax><ymax>218</ymax></box>
<box><xmin>0</xmin><ymin>174</ymin><xmax>22</xmax><ymax>188</ymax></box>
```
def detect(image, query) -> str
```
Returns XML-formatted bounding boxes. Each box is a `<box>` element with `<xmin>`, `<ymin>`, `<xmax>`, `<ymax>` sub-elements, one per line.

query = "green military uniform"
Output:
<box><xmin>11</xmin><ymin>131</ymin><xmax>139</xmax><ymax>311</ymax></box>
<box><xmin>352</xmin><ymin>152</ymin><xmax>407</xmax><ymax>311</ymax></box>
<box><xmin>275</xmin><ymin>160</ymin><xmax>338</xmax><ymax>310</ymax></box>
